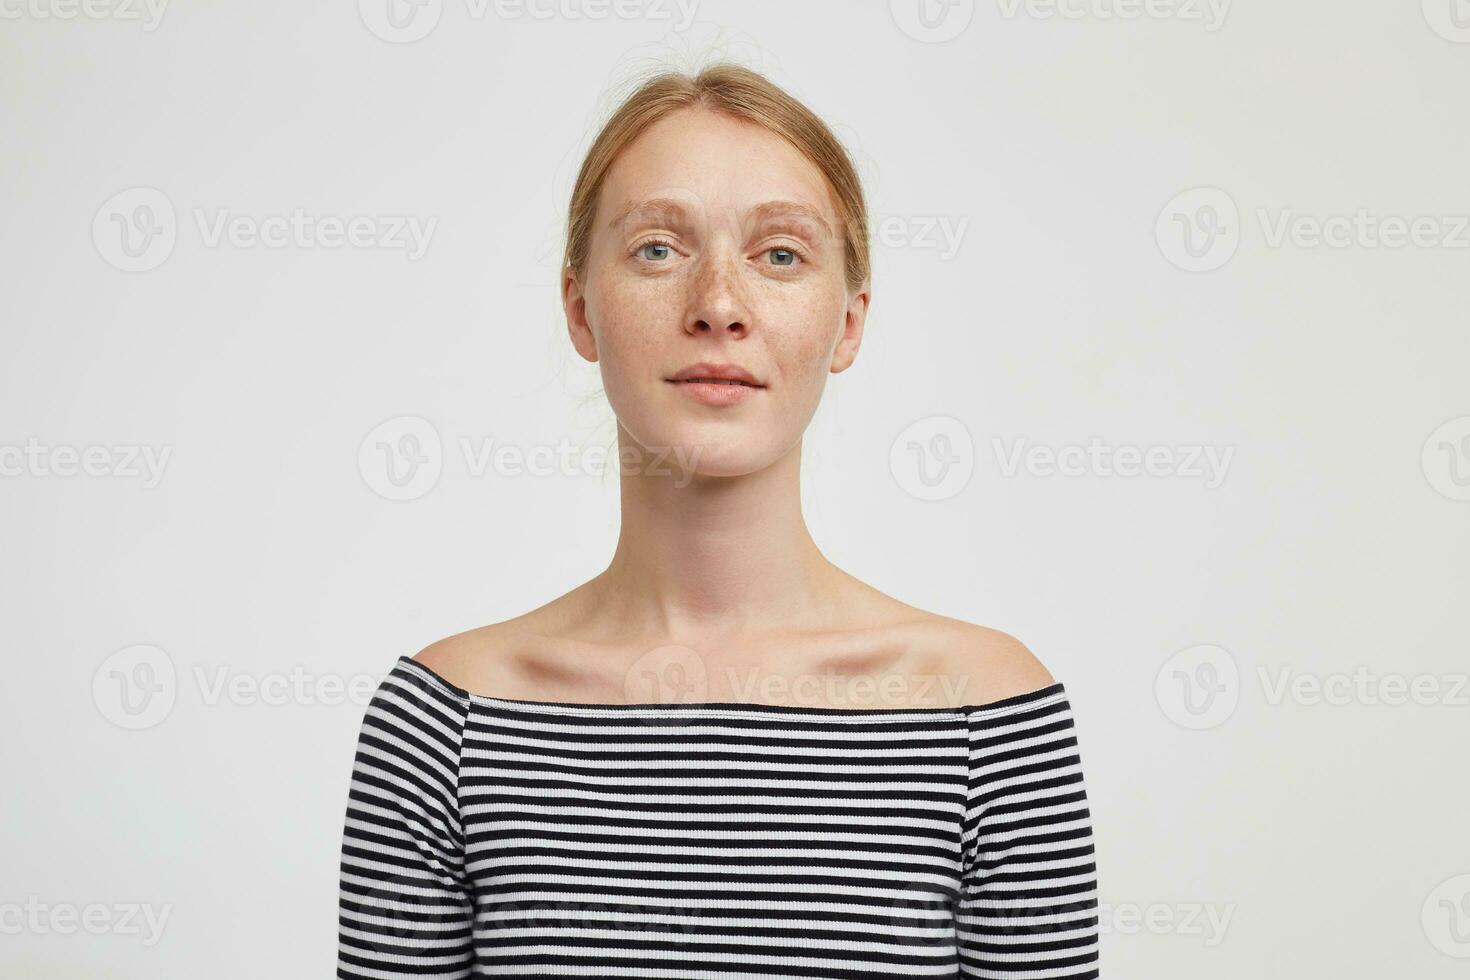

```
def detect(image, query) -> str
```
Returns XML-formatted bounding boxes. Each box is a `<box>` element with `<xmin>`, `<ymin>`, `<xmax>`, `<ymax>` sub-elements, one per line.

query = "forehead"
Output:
<box><xmin>595</xmin><ymin>107</ymin><xmax>838</xmax><ymax>233</ymax></box>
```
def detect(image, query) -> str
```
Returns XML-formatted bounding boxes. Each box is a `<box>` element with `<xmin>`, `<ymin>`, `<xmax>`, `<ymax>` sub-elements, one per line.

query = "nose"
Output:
<box><xmin>684</xmin><ymin>249</ymin><xmax>750</xmax><ymax>339</ymax></box>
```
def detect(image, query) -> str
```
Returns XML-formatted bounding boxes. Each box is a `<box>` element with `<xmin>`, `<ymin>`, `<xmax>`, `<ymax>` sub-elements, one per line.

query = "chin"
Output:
<box><xmin>621</xmin><ymin>420</ymin><xmax>782</xmax><ymax>481</ymax></box>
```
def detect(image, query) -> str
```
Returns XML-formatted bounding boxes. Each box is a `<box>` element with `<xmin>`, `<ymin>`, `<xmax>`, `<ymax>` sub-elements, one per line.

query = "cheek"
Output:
<box><xmin>764</xmin><ymin>290</ymin><xmax>847</xmax><ymax>384</ymax></box>
<box><xmin>583</xmin><ymin>277</ymin><xmax>677</xmax><ymax>417</ymax></box>
<box><xmin>586</xmin><ymin>276</ymin><xmax>663</xmax><ymax>356</ymax></box>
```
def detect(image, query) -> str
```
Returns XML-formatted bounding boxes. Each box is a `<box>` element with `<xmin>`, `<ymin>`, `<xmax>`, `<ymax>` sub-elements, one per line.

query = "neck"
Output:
<box><xmin>590</xmin><ymin>427</ymin><xmax>843</xmax><ymax>642</ymax></box>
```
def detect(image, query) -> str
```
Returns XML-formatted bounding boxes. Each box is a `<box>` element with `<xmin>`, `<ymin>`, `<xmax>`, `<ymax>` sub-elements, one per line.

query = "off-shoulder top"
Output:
<box><xmin>337</xmin><ymin>655</ymin><xmax>1101</xmax><ymax>978</ymax></box>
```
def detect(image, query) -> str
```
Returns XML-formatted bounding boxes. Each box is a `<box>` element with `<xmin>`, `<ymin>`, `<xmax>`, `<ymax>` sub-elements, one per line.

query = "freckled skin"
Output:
<box><xmin>412</xmin><ymin>103</ymin><xmax>1056</xmax><ymax>707</ymax></box>
<box><xmin>562</xmin><ymin>107</ymin><xmax>870</xmax><ymax>477</ymax></box>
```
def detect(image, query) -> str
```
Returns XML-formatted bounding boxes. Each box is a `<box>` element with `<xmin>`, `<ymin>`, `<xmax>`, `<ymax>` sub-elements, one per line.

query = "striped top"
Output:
<box><xmin>338</xmin><ymin>655</ymin><xmax>1100</xmax><ymax>979</ymax></box>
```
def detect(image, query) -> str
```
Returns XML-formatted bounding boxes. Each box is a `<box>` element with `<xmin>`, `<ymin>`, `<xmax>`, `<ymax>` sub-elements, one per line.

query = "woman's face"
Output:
<box><xmin>563</xmin><ymin>106</ymin><xmax>869</xmax><ymax>479</ymax></box>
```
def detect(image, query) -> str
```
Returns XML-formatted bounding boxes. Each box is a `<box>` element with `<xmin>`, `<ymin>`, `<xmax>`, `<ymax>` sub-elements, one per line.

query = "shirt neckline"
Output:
<box><xmin>393</xmin><ymin>654</ymin><xmax>1068</xmax><ymax>719</ymax></box>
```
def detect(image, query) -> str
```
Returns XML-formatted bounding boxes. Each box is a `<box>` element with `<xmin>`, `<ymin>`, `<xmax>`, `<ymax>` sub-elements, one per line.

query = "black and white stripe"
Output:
<box><xmin>339</xmin><ymin>656</ymin><xmax>1100</xmax><ymax>979</ymax></box>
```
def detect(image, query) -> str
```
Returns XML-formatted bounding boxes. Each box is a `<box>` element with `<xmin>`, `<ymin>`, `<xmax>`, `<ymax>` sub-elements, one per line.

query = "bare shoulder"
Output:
<box><xmin>895</xmin><ymin>611</ymin><xmax>1057</xmax><ymax>707</ymax></box>
<box><xmin>409</xmin><ymin>618</ymin><xmax>531</xmax><ymax>694</ymax></box>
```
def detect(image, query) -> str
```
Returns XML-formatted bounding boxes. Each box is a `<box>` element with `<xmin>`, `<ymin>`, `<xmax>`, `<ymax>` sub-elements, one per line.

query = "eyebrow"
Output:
<box><xmin>607</xmin><ymin>197</ymin><xmax>835</xmax><ymax>239</ymax></box>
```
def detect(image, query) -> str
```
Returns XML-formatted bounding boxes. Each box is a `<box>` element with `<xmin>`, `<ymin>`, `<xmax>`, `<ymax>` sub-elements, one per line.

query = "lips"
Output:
<box><xmin>665</xmin><ymin>362</ymin><xmax>765</xmax><ymax>387</ymax></box>
<box><xmin>664</xmin><ymin>362</ymin><xmax>765</xmax><ymax>406</ymax></box>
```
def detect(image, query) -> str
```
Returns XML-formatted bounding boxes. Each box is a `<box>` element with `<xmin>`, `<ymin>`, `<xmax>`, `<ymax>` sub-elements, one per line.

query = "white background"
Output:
<box><xmin>2</xmin><ymin>1</ymin><xmax>1468</xmax><ymax>976</ymax></box>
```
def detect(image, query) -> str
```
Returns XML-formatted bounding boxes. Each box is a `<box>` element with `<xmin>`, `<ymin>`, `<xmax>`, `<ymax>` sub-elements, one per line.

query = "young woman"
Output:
<box><xmin>338</xmin><ymin>63</ymin><xmax>1100</xmax><ymax>979</ymax></box>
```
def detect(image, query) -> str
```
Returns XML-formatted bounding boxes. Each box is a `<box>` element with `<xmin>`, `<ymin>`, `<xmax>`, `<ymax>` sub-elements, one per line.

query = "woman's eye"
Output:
<box><xmin>767</xmin><ymin>247</ymin><xmax>800</xmax><ymax>267</ymax></box>
<box><xmin>636</xmin><ymin>241</ymin><xmax>672</xmax><ymax>261</ymax></box>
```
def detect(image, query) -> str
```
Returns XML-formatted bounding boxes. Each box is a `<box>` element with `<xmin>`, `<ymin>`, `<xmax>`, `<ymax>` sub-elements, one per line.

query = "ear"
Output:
<box><xmin>562</xmin><ymin>263</ymin><xmax>599</xmax><ymax>363</ymax></box>
<box><xmin>829</xmin><ymin>283</ymin><xmax>870</xmax><ymax>374</ymax></box>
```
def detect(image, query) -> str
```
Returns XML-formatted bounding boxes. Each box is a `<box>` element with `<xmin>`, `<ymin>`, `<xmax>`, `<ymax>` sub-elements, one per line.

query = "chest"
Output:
<box><xmin>456</xmin><ymin>707</ymin><xmax>972</xmax><ymax>974</ymax></box>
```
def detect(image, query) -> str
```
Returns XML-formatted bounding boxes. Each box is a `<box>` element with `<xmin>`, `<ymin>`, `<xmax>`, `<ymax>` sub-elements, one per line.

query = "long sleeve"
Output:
<box><xmin>338</xmin><ymin>660</ymin><xmax>475</xmax><ymax>978</ymax></box>
<box><xmin>957</xmin><ymin>684</ymin><xmax>1100</xmax><ymax>979</ymax></box>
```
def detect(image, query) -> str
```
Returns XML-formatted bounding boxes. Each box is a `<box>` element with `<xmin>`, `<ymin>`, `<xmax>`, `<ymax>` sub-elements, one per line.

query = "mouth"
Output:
<box><xmin>666</xmin><ymin>377</ymin><xmax>763</xmax><ymax>387</ymax></box>
<box><xmin>664</xmin><ymin>362</ymin><xmax>766</xmax><ymax>388</ymax></box>
<box><xmin>664</xmin><ymin>363</ymin><xmax>766</xmax><ymax>406</ymax></box>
